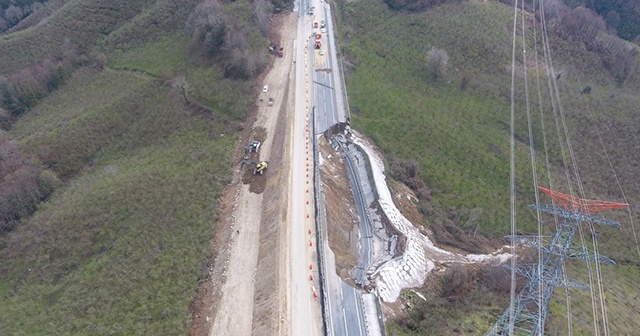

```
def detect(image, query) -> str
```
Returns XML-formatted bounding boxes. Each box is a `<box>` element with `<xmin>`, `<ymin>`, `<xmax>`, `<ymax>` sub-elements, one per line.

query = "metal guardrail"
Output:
<box><xmin>312</xmin><ymin>108</ymin><xmax>332</xmax><ymax>336</ymax></box>
<box><xmin>334</xmin><ymin>138</ymin><xmax>375</xmax><ymax>287</ymax></box>
<box><xmin>360</xmin><ymin>294</ymin><xmax>370</xmax><ymax>336</ymax></box>
<box><xmin>327</xmin><ymin>2</ymin><xmax>351</xmax><ymax>123</ymax></box>
<box><xmin>375</xmin><ymin>294</ymin><xmax>386</xmax><ymax>336</ymax></box>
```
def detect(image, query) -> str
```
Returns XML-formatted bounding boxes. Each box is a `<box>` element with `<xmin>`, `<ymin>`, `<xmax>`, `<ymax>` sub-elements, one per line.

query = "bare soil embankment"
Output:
<box><xmin>318</xmin><ymin>136</ymin><xmax>360</xmax><ymax>280</ymax></box>
<box><xmin>189</xmin><ymin>11</ymin><xmax>298</xmax><ymax>336</ymax></box>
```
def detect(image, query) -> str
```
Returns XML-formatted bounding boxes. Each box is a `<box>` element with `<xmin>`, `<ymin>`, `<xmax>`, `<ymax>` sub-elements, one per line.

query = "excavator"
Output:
<box><xmin>244</xmin><ymin>140</ymin><xmax>261</xmax><ymax>157</ymax></box>
<box><xmin>240</xmin><ymin>159</ymin><xmax>268</xmax><ymax>175</ymax></box>
<box><xmin>240</xmin><ymin>140</ymin><xmax>267</xmax><ymax>174</ymax></box>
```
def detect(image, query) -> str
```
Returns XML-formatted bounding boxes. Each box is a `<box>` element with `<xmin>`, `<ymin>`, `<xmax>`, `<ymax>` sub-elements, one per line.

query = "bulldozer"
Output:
<box><xmin>240</xmin><ymin>159</ymin><xmax>268</xmax><ymax>175</ymax></box>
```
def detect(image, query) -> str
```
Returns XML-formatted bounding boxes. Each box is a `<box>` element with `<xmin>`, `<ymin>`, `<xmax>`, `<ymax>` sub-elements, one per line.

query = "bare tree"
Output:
<box><xmin>0</xmin><ymin>134</ymin><xmax>47</xmax><ymax>230</ymax></box>
<box><xmin>4</xmin><ymin>5</ymin><xmax>23</xmax><ymax>25</ymax></box>
<box><xmin>560</xmin><ymin>6</ymin><xmax>606</xmax><ymax>46</ymax></box>
<box><xmin>539</xmin><ymin>0</ymin><xmax>569</xmax><ymax>21</ymax></box>
<box><xmin>185</xmin><ymin>0</ymin><xmax>225</xmax><ymax>35</ymax></box>
<box><xmin>172</xmin><ymin>75</ymin><xmax>190</xmax><ymax>104</ymax></box>
<box><xmin>223</xmin><ymin>36</ymin><xmax>266</xmax><ymax>80</ymax></box>
<box><xmin>31</xmin><ymin>2</ymin><xmax>44</xmax><ymax>12</ymax></box>
<box><xmin>185</xmin><ymin>0</ymin><xmax>227</xmax><ymax>57</ymax></box>
<box><xmin>94</xmin><ymin>53</ymin><xmax>107</xmax><ymax>70</ymax></box>
<box><xmin>605</xmin><ymin>10</ymin><xmax>620</xmax><ymax>33</ymax></box>
<box><xmin>427</xmin><ymin>47</ymin><xmax>449</xmax><ymax>81</ymax></box>
<box><xmin>253</xmin><ymin>0</ymin><xmax>273</xmax><ymax>36</ymax></box>
<box><xmin>37</xmin><ymin>169</ymin><xmax>62</xmax><ymax>198</ymax></box>
<box><xmin>602</xmin><ymin>48</ymin><xmax>638</xmax><ymax>85</ymax></box>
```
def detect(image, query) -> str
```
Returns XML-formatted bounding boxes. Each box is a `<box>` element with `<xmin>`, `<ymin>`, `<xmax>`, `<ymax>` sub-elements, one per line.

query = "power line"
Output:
<box><xmin>486</xmin><ymin>188</ymin><xmax>628</xmax><ymax>336</ymax></box>
<box><xmin>508</xmin><ymin>1</ymin><xmax>521</xmax><ymax>333</ymax></box>
<box><xmin>488</xmin><ymin>0</ymin><xmax>633</xmax><ymax>334</ymax></box>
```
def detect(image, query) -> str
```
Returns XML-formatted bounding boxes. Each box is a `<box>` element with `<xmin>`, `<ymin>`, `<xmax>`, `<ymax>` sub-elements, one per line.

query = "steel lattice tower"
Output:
<box><xmin>486</xmin><ymin>187</ymin><xmax>628</xmax><ymax>336</ymax></box>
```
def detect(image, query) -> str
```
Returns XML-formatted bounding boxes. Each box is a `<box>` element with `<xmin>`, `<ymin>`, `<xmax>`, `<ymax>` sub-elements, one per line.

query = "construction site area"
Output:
<box><xmin>189</xmin><ymin>5</ymin><xmax>514</xmax><ymax>336</ymax></box>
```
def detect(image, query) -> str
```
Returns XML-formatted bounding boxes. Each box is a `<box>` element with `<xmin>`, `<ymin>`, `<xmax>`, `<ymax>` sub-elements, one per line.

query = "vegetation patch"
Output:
<box><xmin>108</xmin><ymin>35</ymin><xmax>253</xmax><ymax>120</ymax></box>
<box><xmin>0</xmin><ymin>63</ymin><xmax>237</xmax><ymax>333</ymax></box>
<box><xmin>0</xmin><ymin>0</ymin><xmax>271</xmax><ymax>332</ymax></box>
<box><xmin>0</xmin><ymin>124</ymin><xmax>234</xmax><ymax>334</ymax></box>
<box><xmin>337</xmin><ymin>0</ymin><xmax>640</xmax><ymax>333</ymax></box>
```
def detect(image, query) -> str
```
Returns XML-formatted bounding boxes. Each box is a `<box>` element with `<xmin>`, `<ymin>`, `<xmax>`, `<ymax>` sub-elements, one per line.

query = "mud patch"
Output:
<box><xmin>241</xmin><ymin>170</ymin><xmax>268</xmax><ymax>194</ymax></box>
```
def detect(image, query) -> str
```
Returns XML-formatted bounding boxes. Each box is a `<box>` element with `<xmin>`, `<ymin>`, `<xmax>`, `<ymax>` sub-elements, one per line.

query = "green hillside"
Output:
<box><xmin>336</xmin><ymin>0</ymin><xmax>640</xmax><ymax>334</ymax></box>
<box><xmin>0</xmin><ymin>0</ymin><xmax>266</xmax><ymax>333</ymax></box>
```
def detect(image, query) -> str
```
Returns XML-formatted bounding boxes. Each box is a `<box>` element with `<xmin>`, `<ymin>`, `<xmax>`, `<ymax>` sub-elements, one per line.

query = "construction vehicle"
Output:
<box><xmin>240</xmin><ymin>159</ymin><xmax>268</xmax><ymax>175</ymax></box>
<box><xmin>269</xmin><ymin>44</ymin><xmax>284</xmax><ymax>57</ymax></box>
<box><xmin>245</xmin><ymin>140</ymin><xmax>261</xmax><ymax>157</ymax></box>
<box><xmin>315</xmin><ymin>40</ymin><xmax>321</xmax><ymax>49</ymax></box>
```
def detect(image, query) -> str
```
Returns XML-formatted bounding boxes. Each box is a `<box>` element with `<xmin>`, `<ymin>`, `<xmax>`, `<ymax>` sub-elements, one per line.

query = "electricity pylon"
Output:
<box><xmin>486</xmin><ymin>186</ymin><xmax>628</xmax><ymax>336</ymax></box>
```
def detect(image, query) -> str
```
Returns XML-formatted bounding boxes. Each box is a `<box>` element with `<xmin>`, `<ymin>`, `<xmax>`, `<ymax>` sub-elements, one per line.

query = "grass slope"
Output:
<box><xmin>0</xmin><ymin>0</ymin><xmax>160</xmax><ymax>73</ymax></box>
<box><xmin>0</xmin><ymin>0</ymin><xmax>231</xmax><ymax>75</ymax></box>
<box><xmin>341</xmin><ymin>0</ymin><xmax>540</xmax><ymax>233</ymax></box>
<box><xmin>0</xmin><ymin>66</ymin><xmax>236</xmax><ymax>334</ymax></box>
<box><xmin>0</xmin><ymin>0</ymin><xmax>261</xmax><ymax>332</ymax></box>
<box><xmin>108</xmin><ymin>36</ymin><xmax>253</xmax><ymax>119</ymax></box>
<box><xmin>337</xmin><ymin>0</ymin><xmax>640</xmax><ymax>334</ymax></box>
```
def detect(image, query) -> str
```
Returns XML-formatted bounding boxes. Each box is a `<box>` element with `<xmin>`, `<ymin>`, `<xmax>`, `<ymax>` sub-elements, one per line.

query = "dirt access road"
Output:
<box><xmin>189</xmin><ymin>9</ymin><xmax>322</xmax><ymax>336</ymax></box>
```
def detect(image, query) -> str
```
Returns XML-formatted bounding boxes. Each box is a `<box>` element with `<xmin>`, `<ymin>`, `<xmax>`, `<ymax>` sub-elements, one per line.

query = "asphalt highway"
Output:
<box><xmin>304</xmin><ymin>1</ymin><xmax>374</xmax><ymax>335</ymax></box>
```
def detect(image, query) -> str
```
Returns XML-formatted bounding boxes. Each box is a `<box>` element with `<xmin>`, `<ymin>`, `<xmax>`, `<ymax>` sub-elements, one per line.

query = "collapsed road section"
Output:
<box><xmin>330</xmin><ymin>130</ymin><xmax>442</xmax><ymax>302</ymax></box>
<box><xmin>316</xmin><ymin>126</ymin><xmax>514</xmax><ymax>334</ymax></box>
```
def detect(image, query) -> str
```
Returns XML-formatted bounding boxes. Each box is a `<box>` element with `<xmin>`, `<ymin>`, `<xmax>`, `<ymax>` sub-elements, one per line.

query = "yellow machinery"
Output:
<box><xmin>240</xmin><ymin>159</ymin><xmax>268</xmax><ymax>175</ymax></box>
<box><xmin>241</xmin><ymin>140</ymin><xmax>267</xmax><ymax>174</ymax></box>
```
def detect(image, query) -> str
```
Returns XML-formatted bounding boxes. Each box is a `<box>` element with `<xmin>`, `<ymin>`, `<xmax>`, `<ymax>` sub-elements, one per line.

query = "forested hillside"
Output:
<box><xmin>382</xmin><ymin>0</ymin><xmax>640</xmax><ymax>43</ymax></box>
<box><xmin>0</xmin><ymin>0</ymin><xmax>286</xmax><ymax>333</ymax></box>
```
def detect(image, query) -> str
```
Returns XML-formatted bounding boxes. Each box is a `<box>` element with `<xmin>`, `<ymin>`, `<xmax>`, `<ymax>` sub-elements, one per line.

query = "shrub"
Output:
<box><xmin>253</xmin><ymin>0</ymin><xmax>273</xmax><ymax>36</ymax></box>
<box><xmin>1</xmin><ymin>1</ymin><xmax>47</xmax><ymax>32</ymax></box>
<box><xmin>37</xmin><ymin>169</ymin><xmax>63</xmax><ymax>198</ymax></box>
<box><xmin>0</xmin><ymin>55</ymin><xmax>78</xmax><ymax>118</ymax></box>
<box><xmin>186</xmin><ymin>0</ymin><xmax>227</xmax><ymax>57</ymax></box>
<box><xmin>427</xmin><ymin>47</ymin><xmax>449</xmax><ymax>81</ymax></box>
<box><xmin>0</xmin><ymin>133</ymin><xmax>63</xmax><ymax>235</ymax></box>
<box><xmin>441</xmin><ymin>263</ymin><xmax>472</xmax><ymax>302</ymax></box>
